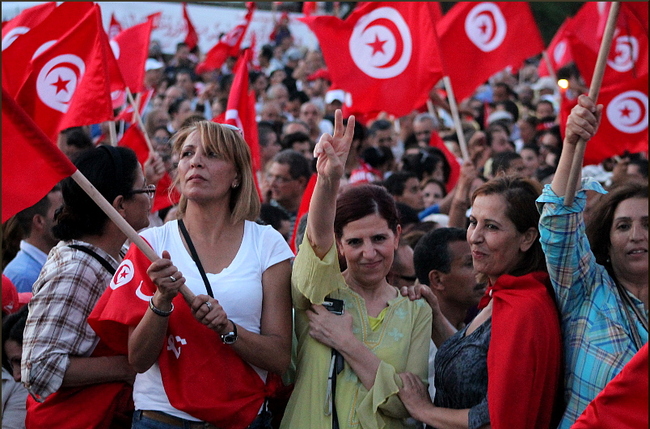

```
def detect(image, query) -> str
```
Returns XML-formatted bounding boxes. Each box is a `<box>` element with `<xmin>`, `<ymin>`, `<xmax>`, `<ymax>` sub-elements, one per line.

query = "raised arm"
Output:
<box><xmin>306</xmin><ymin>109</ymin><xmax>355</xmax><ymax>259</ymax></box>
<box><xmin>551</xmin><ymin>94</ymin><xmax>603</xmax><ymax>197</ymax></box>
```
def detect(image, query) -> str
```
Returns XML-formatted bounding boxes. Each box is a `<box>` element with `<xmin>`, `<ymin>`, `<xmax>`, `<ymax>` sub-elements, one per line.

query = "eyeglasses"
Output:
<box><xmin>265</xmin><ymin>174</ymin><xmax>295</xmax><ymax>184</ymax></box>
<box><xmin>128</xmin><ymin>184</ymin><xmax>156</xmax><ymax>199</ymax></box>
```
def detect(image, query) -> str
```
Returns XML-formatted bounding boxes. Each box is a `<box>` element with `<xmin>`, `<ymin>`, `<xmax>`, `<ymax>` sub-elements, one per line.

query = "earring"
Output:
<box><xmin>232</xmin><ymin>182</ymin><xmax>239</xmax><ymax>188</ymax></box>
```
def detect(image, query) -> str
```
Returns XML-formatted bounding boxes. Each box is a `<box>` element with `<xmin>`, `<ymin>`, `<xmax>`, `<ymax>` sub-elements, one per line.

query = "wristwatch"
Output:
<box><xmin>220</xmin><ymin>319</ymin><xmax>238</xmax><ymax>345</ymax></box>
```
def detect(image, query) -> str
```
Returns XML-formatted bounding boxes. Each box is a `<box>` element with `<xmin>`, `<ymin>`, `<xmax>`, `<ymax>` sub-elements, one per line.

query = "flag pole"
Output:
<box><xmin>126</xmin><ymin>88</ymin><xmax>155</xmax><ymax>154</ymax></box>
<box><xmin>442</xmin><ymin>76</ymin><xmax>470</xmax><ymax>161</ymax></box>
<box><xmin>563</xmin><ymin>2</ymin><xmax>620</xmax><ymax>205</ymax></box>
<box><xmin>108</xmin><ymin>120</ymin><xmax>117</xmax><ymax>146</ymax></box>
<box><xmin>70</xmin><ymin>169</ymin><xmax>196</xmax><ymax>305</ymax></box>
<box><xmin>542</xmin><ymin>51</ymin><xmax>559</xmax><ymax>85</ymax></box>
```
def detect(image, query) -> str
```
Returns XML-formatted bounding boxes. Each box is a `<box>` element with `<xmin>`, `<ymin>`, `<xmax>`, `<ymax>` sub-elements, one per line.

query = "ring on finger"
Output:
<box><xmin>203</xmin><ymin>301</ymin><xmax>212</xmax><ymax>310</ymax></box>
<box><xmin>169</xmin><ymin>276</ymin><xmax>177</xmax><ymax>282</ymax></box>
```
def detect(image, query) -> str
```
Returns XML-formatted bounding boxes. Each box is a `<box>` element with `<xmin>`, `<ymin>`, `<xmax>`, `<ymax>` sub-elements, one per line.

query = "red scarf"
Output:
<box><xmin>89</xmin><ymin>242</ymin><xmax>273</xmax><ymax>429</ymax></box>
<box><xmin>485</xmin><ymin>272</ymin><xmax>564</xmax><ymax>429</ymax></box>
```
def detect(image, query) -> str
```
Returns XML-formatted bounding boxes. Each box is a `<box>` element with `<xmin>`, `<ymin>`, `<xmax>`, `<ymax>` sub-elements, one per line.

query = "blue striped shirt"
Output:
<box><xmin>536</xmin><ymin>179</ymin><xmax>648</xmax><ymax>429</ymax></box>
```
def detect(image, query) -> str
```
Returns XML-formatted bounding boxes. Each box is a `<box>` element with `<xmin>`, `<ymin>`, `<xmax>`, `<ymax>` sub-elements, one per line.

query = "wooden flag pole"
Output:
<box><xmin>443</xmin><ymin>76</ymin><xmax>470</xmax><ymax>162</ymax></box>
<box><xmin>563</xmin><ymin>2</ymin><xmax>620</xmax><ymax>205</ymax></box>
<box><xmin>108</xmin><ymin>121</ymin><xmax>117</xmax><ymax>146</ymax></box>
<box><xmin>126</xmin><ymin>88</ymin><xmax>155</xmax><ymax>154</ymax></box>
<box><xmin>70</xmin><ymin>170</ymin><xmax>196</xmax><ymax>305</ymax></box>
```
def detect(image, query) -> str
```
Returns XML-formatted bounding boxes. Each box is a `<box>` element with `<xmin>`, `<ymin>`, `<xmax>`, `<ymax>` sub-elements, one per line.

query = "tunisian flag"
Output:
<box><xmin>108</xmin><ymin>13</ymin><xmax>123</xmax><ymax>40</ymax></box>
<box><xmin>582</xmin><ymin>76</ymin><xmax>648</xmax><ymax>165</ymax></box>
<box><xmin>2</xmin><ymin>89</ymin><xmax>76</xmax><ymax>223</ymax></box>
<box><xmin>301</xmin><ymin>2</ymin><xmax>444</xmax><ymax>118</ymax></box>
<box><xmin>182</xmin><ymin>2</ymin><xmax>198</xmax><ymax>51</ymax></box>
<box><xmin>437</xmin><ymin>2</ymin><xmax>544</xmax><ymax>102</ymax></box>
<box><xmin>12</xmin><ymin>4</ymin><xmax>121</xmax><ymax>142</ymax></box>
<box><xmin>571</xmin><ymin>343</ymin><xmax>648</xmax><ymax>429</ymax></box>
<box><xmin>223</xmin><ymin>48</ymin><xmax>261</xmax><ymax>174</ymax></box>
<box><xmin>110</xmin><ymin>13</ymin><xmax>160</xmax><ymax>93</ymax></box>
<box><xmin>538</xmin><ymin>19</ymin><xmax>574</xmax><ymax>78</ymax></box>
<box><xmin>1</xmin><ymin>2</ymin><xmax>56</xmax><ymax>51</ymax></box>
<box><xmin>196</xmin><ymin>3</ymin><xmax>255</xmax><ymax>74</ymax></box>
<box><xmin>568</xmin><ymin>2</ymin><xmax>648</xmax><ymax>88</ymax></box>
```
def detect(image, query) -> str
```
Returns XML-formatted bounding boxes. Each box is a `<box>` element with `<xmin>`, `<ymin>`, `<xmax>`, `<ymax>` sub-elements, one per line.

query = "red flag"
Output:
<box><xmin>223</xmin><ymin>49</ymin><xmax>261</xmax><ymax>174</ymax></box>
<box><xmin>437</xmin><ymin>2</ymin><xmax>544</xmax><ymax>102</ymax></box>
<box><xmin>182</xmin><ymin>2</ymin><xmax>198</xmax><ymax>51</ymax></box>
<box><xmin>582</xmin><ymin>76</ymin><xmax>648</xmax><ymax>165</ymax></box>
<box><xmin>429</xmin><ymin>131</ymin><xmax>460</xmax><ymax>193</ymax></box>
<box><xmin>12</xmin><ymin>5</ymin><xmax>121</xmax><ymax>142</ymax></box>
<box><xmin>302</xmin><ymin>2</ymin><xmax>317</xmax><ymax>16</ymax></box>
<box><xmin>115</xmin><ymin>89</ymin><xmax>154</xmax><ymax>124</ymax></box>
<box><xmin>571</xmin><ymin>344</ymin><xmax>648</xmax><ymax>429</ymax></box>
<box><xmin>2</xmin><ymin>88</ymin><xmax>77</xmax><ymax>223</ymax></box>
<box><xmin>118</xmin><ymin>125</ymin><xmax>150</xmax><ymax>166</ymax></box>
<box><xmin>108</xmin><ymin>13</ymin><xmax>123</xmax><ymax>40</ymax></box>
<box><xmin>2</xmin><ymin>2</ymin><xmax>95</xmax><ymax>95</ymax></box>
<box><xmin>301</xmin><ymin>2</ymin><xmax>444</xmax><ymax>118</ymax></box>
<box><xmin>538</xmin><ymin>19</ymin><xmax>574</xmax><ymax>77</ymax></box>
<box><xmin>151</xmin><ymin>172</ymin><xmax>181</xmax><ymax>212</ymax></box>
<box><xmin>568</xmin><ymin>2</ymin><xmax>648</xmax><ymax>88</ymax></box>
<box><xmin>1</xmin><ymin>2</ymin><xmax>56</xmax><ymax>51</ymax></box>
<box><xmin>289</xmin><ymin>173</ymin><xmax>317</xmax><ymax>254</ymax></box>
<box><xmin>196</xmin><ymin>3</ymin><xmax>255</xmax><ymax>74</ymax></box>
<box><xmin>111</xmin><ymin>13</ymin><xmax>160</xmax><ymax>93</ymax></box>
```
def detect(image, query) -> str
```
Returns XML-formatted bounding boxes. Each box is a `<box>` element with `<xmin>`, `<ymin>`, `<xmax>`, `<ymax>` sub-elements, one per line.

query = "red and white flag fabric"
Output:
<box><xmin>110</xmin><ymin>13</ymin><xmax>160</xmax><ymax>94</ymax></box>
<box><xmin>10</xmin><ymin>4</ymin><xmax>122</xmax><ymax>142</ymax></box>
<box><xmin>2</xmin><ymin>88</ymin><xmax>77</xmax><ymax>223</ymax></box>
<box><xmin>1</xmin><ymin>2</ymin><xmax>56</xmax><ymax>51</ymax></box>
<box><xmin>301</xmin><ymin>2</ymin><xmax>444</xmax><ymax>118</ymax></box>
<box><xmin>195</xmin><ymin>3</ymin><xmax>255</xmax><ymax>74</ymax></box>
<box><xmin>430</xmin><ymin>131</ymin><xmax>460</xmax><ymax>193</ymax></box>
<box><xmin>118</xmin><ymin>125</ymin><xmax>150</xmax><ymax>166</ymax></box>
<box><xmin>290</xmin><ymin>173</ymin><xmax>317</xmax><ymax>254</ymax></box>
<box><xmin>182</xmin><ymin>2</ymin><xmax>198</xmax><ymax>51</ymax></box>
<box><xmin>302</xmin><ymin>2</ymin><xmax>317</xmax><ymax>16</ymax></box>
<box><xmin>538</xmin><ymin>19</ymin><xmax>573</xmax><ymax>78</ymax></box>
<box><xmin>437</xmin><ymin>2</ymin><xmax>545</xmax><ymax>102</ymax></box>
<box><xmin>108</xmin><ymin>13</ymin><xmax>123</xmax><ymax>40</ymax></box>
<box><xmin>222</xmin><ymin>49</ymin><xmax>261</xmax><ymax>174</ymax></box>
<box><xmin>568</xmin><ymin>2</ymin><xmax>648</xmax><ymax>88</ymax></box>
<box><xmin>151</xmin><ymin>172</ymin><xmax>181</xmax><ymax>213</ymax></box>
<box><xmin>2</xmin><ymin>2</ymin><xmax>94</xmax><ymax>95</ymax></box>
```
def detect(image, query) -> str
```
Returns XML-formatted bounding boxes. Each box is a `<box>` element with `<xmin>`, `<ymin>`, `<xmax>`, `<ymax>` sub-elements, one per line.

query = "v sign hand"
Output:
<box><xmin>313</xmin><ymin>109</ymin><xmax>355</xmax><ymax>181</ymax></box>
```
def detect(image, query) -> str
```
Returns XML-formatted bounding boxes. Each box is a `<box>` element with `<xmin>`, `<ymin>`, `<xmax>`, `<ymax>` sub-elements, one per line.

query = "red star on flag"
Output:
<box><xmin>619</xmin><ymin>105</ymin><xmax>632</xmax><ymax>118</ymax></box>
<box><xmin>51</xmin><ymin>75</ymin><xmax>70</xmax><ymax>94</ymax></box>
<box><xmin>367</xmin><ymin>34</ymin><xmax>387</xmax><ymax>55</ymax></box>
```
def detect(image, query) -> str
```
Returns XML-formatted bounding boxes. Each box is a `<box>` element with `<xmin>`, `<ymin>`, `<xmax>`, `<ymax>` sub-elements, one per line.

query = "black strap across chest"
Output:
<box><xmin>68</xmin><ymin>244</ymin><xmax>116</xmax><ymax>275</ymax></box>
<box><xmin>178</xmin><ymin>219</ymin><xmax>214</xmax><ymax>298</ymax></box>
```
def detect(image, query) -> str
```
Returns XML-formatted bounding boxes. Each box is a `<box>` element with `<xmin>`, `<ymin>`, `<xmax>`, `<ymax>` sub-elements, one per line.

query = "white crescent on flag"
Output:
<box><xmin>607</xmin><ymin>33</ymin><xmax>639</xmax><ymax>73</ymax></box>
<box><xmin>36</xmin><ymin>54</ymin><xmax>86</xmax><ymax>113</ymax></box>
<box><xmin>465</xmin><ymin>2</ymin><xmax>507</xmax><ymax>52</ymax></box>
<box><xmin>606</xmin><ymin>90</ymin><xmax>648</xmax><ymax>134</ymax></box>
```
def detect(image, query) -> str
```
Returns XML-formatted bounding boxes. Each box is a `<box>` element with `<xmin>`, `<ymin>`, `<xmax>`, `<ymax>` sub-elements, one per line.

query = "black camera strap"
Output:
<box><xmin>178</xmin><ymin>218</ymin><xmax>214</xmax><ymax>298</ymax></box>
<box><xmin>68</xmin><ymin>244</ymin><xmax>116</xmax><ymax>275</ymax></box>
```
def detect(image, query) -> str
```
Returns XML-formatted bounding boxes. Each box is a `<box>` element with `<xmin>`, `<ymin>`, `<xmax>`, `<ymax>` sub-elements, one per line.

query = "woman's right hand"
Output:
<box><xmin>565</xmin><ymin>94</ymin><xmax>603</xmax><ymax>147</ymax></box>
<box><xmin>313</xmin><ymin>109</ymin><xmax>355</xmax><ymax>181</ymax></box>
<box><xmin>147</xmin><ymin>250</ymin><xmax>184</xmax><ymax>304</ymax></box>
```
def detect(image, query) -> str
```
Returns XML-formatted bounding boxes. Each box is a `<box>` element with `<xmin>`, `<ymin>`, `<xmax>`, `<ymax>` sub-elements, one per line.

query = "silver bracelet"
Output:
<box><xmin>149</xmin><ymin>298</ymin><xmax>174</xmax><ymax>317</ymax></box>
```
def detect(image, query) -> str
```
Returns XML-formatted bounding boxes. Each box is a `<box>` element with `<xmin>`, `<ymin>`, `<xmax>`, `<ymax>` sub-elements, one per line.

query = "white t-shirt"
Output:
<box><xmin>133</xmin><ymin>219</ymin><xmax>293</xmax><ymax>420</ymax></box>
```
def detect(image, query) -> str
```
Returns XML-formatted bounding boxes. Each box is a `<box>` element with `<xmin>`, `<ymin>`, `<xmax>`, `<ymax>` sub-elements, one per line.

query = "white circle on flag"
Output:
<box><xmin>111</xmin><ymin>260</ymin><xmax>134</xmax><ymax>290</ymax></box>
<box><xmin>553</xmin><ymin>41</ymin><xmax>567</xmax><ymax>64</ymax></box>
<box><xmin>2</xmin><ymin>26</ymin><xmax>29</xmax><ymax>51</ymax></box>
<box><xmin>36</xmin><ymin>54</ymin><xmax>86</xmax><ymax>113</ymax></box>
<box><xmin>349</xmin><ymin>7</ymin><xmax>412</xmax><ymax>79</ymax></box>
<box><xmin>110</xmin><ymin>40</ymin><xmax>120</xmax><ymax>60</ymax></box>
<box><xmin>465</xmin><ymin>3</ymin><xmax>507</xmax><ymax>52</ymax></box>
<box><xmin>607</xmin><ymin>35</ymin><xmax>639</xmax><ymax>73</ymax></box>
<box><xmin>606</xmin><ymin>90</ymin><xmax>648</xmax><ymax>134</ymax></box>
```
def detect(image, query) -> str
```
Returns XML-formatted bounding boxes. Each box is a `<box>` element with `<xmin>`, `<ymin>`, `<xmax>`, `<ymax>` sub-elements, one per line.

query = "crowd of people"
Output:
<box><xmin>2</xmin><ymin>8</ymin><xmax>648</xmax><ymax>429</ymax></box>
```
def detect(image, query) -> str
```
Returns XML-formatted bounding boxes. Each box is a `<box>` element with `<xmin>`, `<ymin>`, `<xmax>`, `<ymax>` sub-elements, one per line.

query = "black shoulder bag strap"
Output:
<box><xmin>178</xmin><ymin>219</ymin><xmax>214</xmax><ymax>298</ymax></box>
<box><xmin>68</xmin><ymin>244</ymin><xmax>116</xmax><ymax>275</ymax></box>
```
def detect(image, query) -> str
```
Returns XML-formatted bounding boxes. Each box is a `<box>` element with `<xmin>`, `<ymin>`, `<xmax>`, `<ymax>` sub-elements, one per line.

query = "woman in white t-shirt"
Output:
<box><xmin>90</xmin><ymin>121</ymin><xmax>293</xmax><ymax>428</ymax></box>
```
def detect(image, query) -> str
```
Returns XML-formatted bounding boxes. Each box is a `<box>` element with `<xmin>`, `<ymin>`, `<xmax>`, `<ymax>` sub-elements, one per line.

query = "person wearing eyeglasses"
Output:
<box><xmin>21</xmin><ymin>146</ymin><xmax>151</xmax><ymax>428</ymax></box>
<box><xmin>88</xmin><ymin>121</ymin><xmax>294</xmax><ymax>429</ymax></box>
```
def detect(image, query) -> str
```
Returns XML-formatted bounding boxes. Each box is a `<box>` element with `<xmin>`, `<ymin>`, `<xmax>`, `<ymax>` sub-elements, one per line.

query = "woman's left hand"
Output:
<box><xmin>190</xmin><ymin>294</ymin><xmax>230</xmax><ymax>334</ymax></box>
<box><xmin>398</xmin><ymin>372</ymin><xmax>433</xmax><ymax>422</ymax></box>
<box><xmin>307</xmin><ymin>304</ymin><xmax>354</xmax><ymax>350</ymax></box>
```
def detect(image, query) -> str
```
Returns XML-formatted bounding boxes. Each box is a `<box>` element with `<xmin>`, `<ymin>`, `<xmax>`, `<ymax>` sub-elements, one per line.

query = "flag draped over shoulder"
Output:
<box><xmin>437</xmin><ymin>2</ymin><xmax>544</xmax><ymax>102</ymax></box>
<box><xmin>2</xmin><ymin>89</ymin><xmax>77</xmax><ymax>223</ymax></box>
<box><xmin>196</xmin><ymin>3</ymin><xmax>255</xmax><ymax>74</ymax></box>
<box><xmin>300</xmin><ymin>2</ymin><xmax>444</xmax><ymax>118</ymax></box>
<box><xmin>1</xmin><ymin>2</ymin><xmax>56</xmax><ymax>51</ymax></box>
<box><xmin>6</xmin><ymin>4</ymin><xmax>123</xmax><ymax>142</ymax></box>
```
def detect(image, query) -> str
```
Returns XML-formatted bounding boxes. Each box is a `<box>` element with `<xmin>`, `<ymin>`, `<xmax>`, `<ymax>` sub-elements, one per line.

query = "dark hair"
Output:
<box><xmin>368</xmin><ymin>119</ymin><xmax>392</xmax><ymax>136</ymax></box>
<box><xmin>14</xmin><ymin>184</ymin><xmax>61</xmax><ymax>237</ymax></box>
<box><xmin>414</xmin><ymin>227</ymin><xmax>467</xmax><ymax>285</ymax></box>
<box><xmin>272</xmin><ymin>149</ymin><xmax>312</xmax><ymax>182</ymax></box>
<box><xmin>471</xmin><ymin>176</ymin><xmax>546</xmax><ymax>277</ymax></box>
<box><xmin>395</xmin><ymin>202</ymin><xmax>420</xmax><ymax>228</ymax></box>
<box><xmin>258</xmin><ymin>203</ymin><xmax>290</xmax><ymax>232</ymax></box>
<box><xmin>2</xmin><ymin>305</ymin><xmax>29</xmax><ymax>373</ymax></box>
<box><xmin>168</xmin><ymin>97</ymin><xmax>189</xmax><ymax>117</ymax></box>
<box><xmin>492</xmin><ymin>151</ymin><xmax>523</xmax><ymax>176</ymax></box>
<box><xmin>586</xmin><ymin>181</ymin><xmax>648</xmax><ymax>272</ymax></box>
<box><xmin>343</xmin><ymin>117</ymin><xmax>366</xmax><ymax>145</ymax></box>
<box><xmin>421</xmin><ymin>178</ymin><xmax>447</xmax><ymax>198</ymax></box>
<box><xmin>289</xmin><ymin>90</ymin><xmax>310</xmax><ymax>104</ymax></box>
<box><xmin>281</xmin><ymin>132</ymin><xmax>311</xmax><ymax>151</ymax></box>
<box><xmin>258</xmin><ymin>123</ymin><xmax>279</xmax><ymax>148</ymax></box>
<box><xmin>360</xmin><ymin>146</ymin><xmax>392</xmax><ymax>169</ymax></box>
<box><xmin>259</xmin><ymin>44</ymin><xmax>274</xmax><ymax>61</ymax></box>
<box><xmin>628</xmin><ymin>158</ymin><xmax>648</xmax><ymax>179</ymax></box>
<box><xmin>334</xmin><ymin>184</ymin><xmax>399</xmax><ymax>239</ymax></box>
<box><xmin>60</xmin><ymin>127</ymin><xmax>93</xmax><ymax>151</ymax></box>
<box><xmin>383</xmin><ymin>171</ymin><xmax>418</xmax><ymax>197</ymax></box>
<box><xmin>53</xmin><ymin>146</ymin><xmax>139</xmax><ymax>240</ymax></box>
